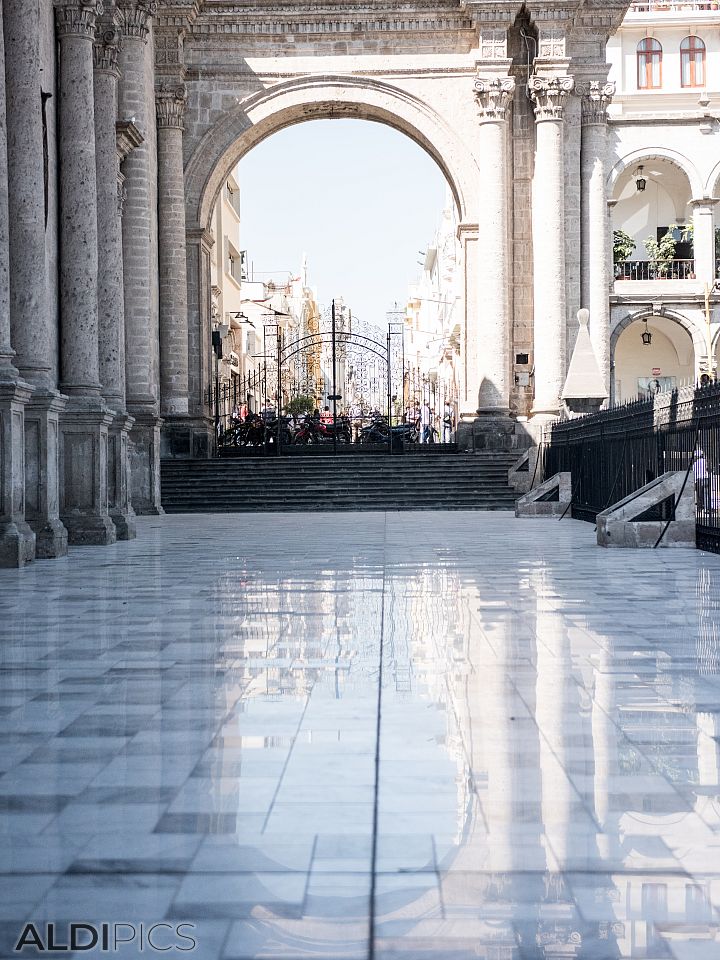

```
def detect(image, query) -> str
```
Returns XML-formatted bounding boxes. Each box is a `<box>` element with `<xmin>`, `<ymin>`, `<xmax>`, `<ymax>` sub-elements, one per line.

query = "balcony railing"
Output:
<box><xmin>615</xmin><ymin>259</ymin><xmax>696</xmax><ymax>280</ymax></box>
<box><xmin>629</xmin><ymin>0</ymin><xmax>719</xmax><ymax>11</ymax></box>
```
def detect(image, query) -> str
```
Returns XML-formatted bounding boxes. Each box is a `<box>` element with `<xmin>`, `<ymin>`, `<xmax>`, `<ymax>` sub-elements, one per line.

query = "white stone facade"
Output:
<box><xmin>0</xmin><ymin>0</ymin><xmax>635</xmax><ymax>566</ymax></box>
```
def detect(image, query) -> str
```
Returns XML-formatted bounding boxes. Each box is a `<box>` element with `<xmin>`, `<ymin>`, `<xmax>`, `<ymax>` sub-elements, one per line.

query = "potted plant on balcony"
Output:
<box><xmin>613</xmin><ymin>229</ymin><xmax>636</xmax><ymax>278</ymax></box>
<box><xmin>644</xmin><ymin>224</ymin><xmax>690</xmax><ymax>278</ymax></box>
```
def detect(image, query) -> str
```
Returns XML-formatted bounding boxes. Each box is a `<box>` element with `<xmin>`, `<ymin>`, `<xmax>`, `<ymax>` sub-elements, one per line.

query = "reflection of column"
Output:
<box><xmin>471</xmin><ymin>76</ymin><xmax>514</xmax><ymax>418</ymax></box>
<box><xmin>578</xmin><ymin>79</ymin><xmax>615</xmax><ymax>393</ymax></box>
<box><xmin>94</xmin><ymin>16</ymin><xmax>137</xmax><ymax>541</ymax></box>
<box><xmin>592</xmin><ymin>638</ymin><xmax>621</xmax><ymax>861</ymax></box>
<box><xmin>0</xmin><ymin>0</ymin><xmax>35</xmax><ymax>566</ymax></box>
<box><xmin>117</xmin><ymin>0</ymin><xmax>163</xmax><ymax>513</ymax></box>
<box><xmin>55</xmin><ymin>0</ymin><xmax>116</xmax><ymax>546</ymax></box>
<box><xmin>4</xmin><ymin>0</ymin><xmax>68</xmax><ymax>557</ymax></box>
<box><xmin>691</xmin><ymin>199</ymin><xmax>718</xmax><ymax>289</ymax></box>
<box><xmin>529</xmin><ymin>74</ymin><xmax>574</xmax><ymax>418</ymax></box>
<box><xmin>156</xmin><ymin>83</ymin><xmax>190</xmax><ymax>417</ymax></box>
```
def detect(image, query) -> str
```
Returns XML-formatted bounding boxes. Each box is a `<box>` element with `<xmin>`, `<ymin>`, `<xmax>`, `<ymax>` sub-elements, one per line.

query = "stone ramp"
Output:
<box><xmin>161</xmin><ymin>452</ymin><xmax>518</xmax><ymax>513</ymax></box>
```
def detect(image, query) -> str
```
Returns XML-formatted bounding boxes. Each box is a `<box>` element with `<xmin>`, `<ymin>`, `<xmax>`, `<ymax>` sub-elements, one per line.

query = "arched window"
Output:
<box><xmin>681</xmin><ymin>36</ymin><xmax>705</xmax><ymax>88</ymax></box>
<box><xmin>637</xmin><ymin>38</ymin><xmax>662</xmax><ymax>89</ymax></box>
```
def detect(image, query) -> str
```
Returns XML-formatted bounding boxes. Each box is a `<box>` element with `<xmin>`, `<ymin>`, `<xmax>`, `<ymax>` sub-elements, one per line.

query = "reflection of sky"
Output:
<box><xmin>1</xmin><ymin>513</ymin><xmax>720</xmax><ymax>957</ymax></box>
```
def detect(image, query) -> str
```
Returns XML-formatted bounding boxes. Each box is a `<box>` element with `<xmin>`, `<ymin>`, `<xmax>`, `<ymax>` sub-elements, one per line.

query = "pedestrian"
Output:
<box><xmin>695</xmin><ymin>447</ymin><xmax>710</xmax><ymax>512</ymax></box>
<box><xmin>443</xmin><ymin>402</ymin><xmax>454</xmax><ymax>443</ymax></box>
<box><xmin>420</xmin><ymin>402</ymin><xmax>431</xmax><ymax>443</ymax></box>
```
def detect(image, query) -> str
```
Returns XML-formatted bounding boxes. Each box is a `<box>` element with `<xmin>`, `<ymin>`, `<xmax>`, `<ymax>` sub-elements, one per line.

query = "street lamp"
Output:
<box><xmin>641</xmin><ymin>319</ymin><xmax>652</xmax><ymax>345</ymax></box>
<box><xmin>635</xmin><ymin>165</ymin><xmax>647</xmax><ymax>193</ymax></box>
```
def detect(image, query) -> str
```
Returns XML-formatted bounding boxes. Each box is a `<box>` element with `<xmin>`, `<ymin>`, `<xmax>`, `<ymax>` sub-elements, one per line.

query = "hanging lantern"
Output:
<box><xmin>635</xmin><ymin>165</ymin><xmax>647</xmax><ymax>192</ymax></box>
<box><xmin>641</xmin><ymin>320</ymin><xmax>652</xmax><ymax>345</ymax></box>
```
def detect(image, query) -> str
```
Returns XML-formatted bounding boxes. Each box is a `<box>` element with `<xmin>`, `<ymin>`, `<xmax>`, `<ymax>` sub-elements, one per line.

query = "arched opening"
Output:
<box><xmin>195</xmin><ymin>102</ymin><xmax>466</xmax><ymax>448</ymax></box>
<box><xmin>611</xmin><ymin>312</ymin><xmax>698</xmax><ymax>402</ymax></box>
<box><xmin>611</xmin><ymin>156</ymin><xmax>695</xmax><ymax>281</ymax></box>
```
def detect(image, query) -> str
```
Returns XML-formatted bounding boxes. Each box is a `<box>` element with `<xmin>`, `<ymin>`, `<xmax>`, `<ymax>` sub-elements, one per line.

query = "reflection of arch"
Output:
<box><xmin>607</xmin><ymin>148</ymin><xmax>701</xmax><ymax>197</ymax></box>
<box><xmin>611</xmin><ymin>308</ymin><xmax>705</xmax><ymax>359</ymax></box>
<box><xmin>185</xmin><ymin>74</ymin><xmax>473</xmax><ymax>230</ymax></box>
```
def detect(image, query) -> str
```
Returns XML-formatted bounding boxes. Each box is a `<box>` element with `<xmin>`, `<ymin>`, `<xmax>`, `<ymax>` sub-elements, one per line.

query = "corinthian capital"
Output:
<box><xmin>116</xmin><ymin>0</ymin><xmax>157</xmax><ymax>40</ymax></box>
<box><xmin>93</xmin><ymin>22</ymin><xmax>121</xmax><ymax>75</ymax></box>
<box><xmin>54</xmin><ymin>0</ymin><xmax>104</xmax><ymax>40</ymax></box>
<box><xmin>528</xmin><ymin>75</ymin><xmax>575</xmax><ymax>122</ymax></box>
<box><xmin>156</xmin><ymin>83</ymin><xmax>187</xmax><ymax>129</ymax></box>
<box><xmin>576</xmin><ymin>80</ymin><xmax>616</xmax><ymax>125</ymax></box>
<box><xmin>474</xmin><ymin>76</ymin><xmax>515</xmax><ymax>123</ymax></box>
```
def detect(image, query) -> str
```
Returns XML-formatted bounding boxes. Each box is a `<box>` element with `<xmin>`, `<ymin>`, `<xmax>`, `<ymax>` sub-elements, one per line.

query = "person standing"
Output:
<box><xmin>695</xmin><ymin>447</ymin><xmax>710</xmax><ymax>513</ymax></box>
<box><xmin>420</xmin><ymin>402</ymin><xmax>431</xmax><ymax>443</ymax></box>
<box><xmin>443</xmin><ymin>402</ymin><xmax>454</xmax><ymax>443</ymax></box>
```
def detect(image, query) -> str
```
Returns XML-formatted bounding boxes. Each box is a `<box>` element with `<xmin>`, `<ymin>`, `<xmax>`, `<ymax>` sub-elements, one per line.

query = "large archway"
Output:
<box><xmin>182</xmin><ymin>75</ymin><xmax>482</xmax><ymax>432</ymax></box>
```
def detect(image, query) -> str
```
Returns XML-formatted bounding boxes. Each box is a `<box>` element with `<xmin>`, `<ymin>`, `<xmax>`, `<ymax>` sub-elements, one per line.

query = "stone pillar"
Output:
<box><xmin>55</xmin><ymin>0</ymin><xmax>116</xmax><ymax>546</ymax></box>
<box><xmin>529</xmin><ymin>73</ymin><xmax>574</xmax><ymax>419</ymax></box>
<box><xmin>0</xmin><ymin>0</ymin><xmax>35</xmax><ymax>566</ymax></box>
<box><xmin>691</xmin><ymin>198</ymin><xmax>718</xmax><ymax>288</ymax></box>
<box><xmin>117</xmin><ymin>0</ymin><xmax>163</xmax><ymax>513</ymax></box>
<box><xmin>579</xmin><ymin>79</ymin><xmax>615</xmax><ymax>394</ymax></box>
<box><xmin>156</xmin><ymin>83</ymin><xmax>190</xmax><ymax>418</ymax></box>
<box><xmin>94</xmin><ymin>15</ymin><xmax>137</xmax><ymax>540</ymax></box>
<box><xmin>3</xmin><ymin>0</ymin><xmax>68</xmax><ymax>557</ymax></box>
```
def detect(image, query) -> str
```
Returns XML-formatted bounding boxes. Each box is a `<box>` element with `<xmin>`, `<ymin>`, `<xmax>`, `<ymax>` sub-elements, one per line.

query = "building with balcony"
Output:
<box><xmin>607</xmin><ymin>1</ymin><xmax>720</xmax><ymax>401</ymax></box>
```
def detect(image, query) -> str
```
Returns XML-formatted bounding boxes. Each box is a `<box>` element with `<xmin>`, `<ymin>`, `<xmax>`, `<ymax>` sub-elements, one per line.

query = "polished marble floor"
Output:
<box><xmin>2</xmin><ymin>512</ymin><xmax>720</xmax><ymax>958</ymax></box>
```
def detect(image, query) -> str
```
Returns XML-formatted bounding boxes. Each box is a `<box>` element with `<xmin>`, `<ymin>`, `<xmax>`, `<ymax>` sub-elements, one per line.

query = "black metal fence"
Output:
<box><xmin>542</xmin><ymin>382</ymin><xmax>720</xmax><ymax>553</ymax></box>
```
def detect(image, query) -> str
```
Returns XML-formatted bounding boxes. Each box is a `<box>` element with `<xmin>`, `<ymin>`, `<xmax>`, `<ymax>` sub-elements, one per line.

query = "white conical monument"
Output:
<box><xmin>561</xmin><ymin>308</ymin><xmax>609</xmax><ymax>416</ymax></box>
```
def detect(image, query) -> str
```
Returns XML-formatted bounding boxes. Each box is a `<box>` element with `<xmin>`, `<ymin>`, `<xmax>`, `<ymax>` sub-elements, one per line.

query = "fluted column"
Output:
<box><xmin>94</xmin><ymin>13</ymin><xmax>137</xmax><ymax>541</ymax></box>
<box><xmin>156</xmin><ymin>83</ymin><xmax>189</xmax><ymax>417</ymax></box>
<box><xmin>0</xmin><ymin>0</ymin><xmax>35</xmax><ymax>566</ymax></box>
<box><xmin>473</xmin><ymin>76</ymin><xmax>514</xmax><ymax>417</ymax></box>
<box><xmin>55</xmin><ymin>0</ymin><xmax>116</xmax><ymax>546</ymax></box>
<box><xmin>529</xmin><ymin>74</ymin><xmax>574</xmax><ymax>419</ymax></box>
<box><xmin>579</xmin><ymin>79</ymin><xmax>615</xmax><ymax>394</ymax></box>
<box><xmin>117</xmin><ymin>0</ymin><xmax>163</xmax><ymax>514</ymax></box>
<box><xmin>4</xmin><ymin>0</ymin><xmax>69</xmax><ymax>557</ymax></box>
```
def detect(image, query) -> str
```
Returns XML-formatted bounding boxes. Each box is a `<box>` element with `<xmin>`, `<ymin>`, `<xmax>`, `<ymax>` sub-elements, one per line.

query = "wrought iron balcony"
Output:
<box><xmin>615</xmin><ymin>259</ymin><xmax>696</xmax><ymax>280</ymax></box>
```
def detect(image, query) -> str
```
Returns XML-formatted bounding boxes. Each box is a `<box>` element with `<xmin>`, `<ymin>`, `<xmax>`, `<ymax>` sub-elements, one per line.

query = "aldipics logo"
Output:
<box><xmin>14</xmin><ymin>923</ymin><xmax>197</xmax><ymax>953</ymax></box>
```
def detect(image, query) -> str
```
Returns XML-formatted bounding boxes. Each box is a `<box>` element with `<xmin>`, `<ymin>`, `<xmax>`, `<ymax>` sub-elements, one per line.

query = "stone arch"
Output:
<box><xmin>184</xmin><ymin>73</ymin><xmax>477</xmax><ymax>231</ymax></box>
<box><xmin>607</xmin><ymin>147</ymin><xmax>702</xmax><ymax>198</ymax></box>
<box><xmin>704</xmin><ymin>160</ymin><xmax>720</xmax><ymax>197</ymax></box>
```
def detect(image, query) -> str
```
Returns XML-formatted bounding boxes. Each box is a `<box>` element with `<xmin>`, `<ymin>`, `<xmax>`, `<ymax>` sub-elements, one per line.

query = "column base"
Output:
<box><xmin>0</xmin><ymin>376</ymin><xmax>36</xmax><ymax>566</ymax></box>
<box><xmin>60</xmin><ymin>399</ymin><xmax>116</xmax><ymax>547</ymax></box>
<box><xmin>24</xmin><ymin>389</ymin><xmax>69</xmax><ymax>558</ymax></box>
<box><xmin>0</xmin><ymin>520</ymin><xmax>36</xmax><ymax>568</ymax></box>
<box><xmin>108</xmin><ymin>412</ymin><xmax>137</xmax><ymax>540</ymax></box>
<box><xmin>456</xmin><ymin>414</ymin><xmax>532</xmax><ymax>453</ymax></box>
<box><xmin>128</xmin><ymin>411</ymin><xmax>164</xmax><ymax>515</ymax></box>
<box><xmin>161</xmin><ymin>415</ymin><xmax>213</xmax><ymax>459</ymax></box>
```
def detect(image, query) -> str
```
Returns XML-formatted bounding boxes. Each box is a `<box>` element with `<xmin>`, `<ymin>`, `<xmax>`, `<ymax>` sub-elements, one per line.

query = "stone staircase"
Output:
<box><xmin>161</xmin><ymin>452</ymin><xmax>519</xmax><ymax>513</ymax></box>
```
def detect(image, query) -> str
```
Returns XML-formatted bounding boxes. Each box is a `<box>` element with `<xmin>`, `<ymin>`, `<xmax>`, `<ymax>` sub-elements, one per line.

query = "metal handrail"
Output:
<box><xmin>615</xmin><ymin>259</ymin><xmax>696</xmax><ymax>280</ymax></box>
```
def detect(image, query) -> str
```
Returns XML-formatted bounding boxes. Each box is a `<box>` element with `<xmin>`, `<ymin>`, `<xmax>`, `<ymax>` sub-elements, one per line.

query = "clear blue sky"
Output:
<box><xmin>237</xmin><ymin>119</ymin><xmax>448</xmax><ymax>328</ymax></box>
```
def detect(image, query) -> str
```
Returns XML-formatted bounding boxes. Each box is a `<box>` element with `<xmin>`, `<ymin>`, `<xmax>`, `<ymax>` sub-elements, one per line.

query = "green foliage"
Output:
<box><xmin>284</xmin><ymin>394</ymin><xmax>316</xmax><ymax>417</ymax></box>
<box><xmin>613</xmin><ymin>229</ymin><xmax>636</xmax><ymax>265</ymax></box>
<box><xmin>644</xmin><ymin>223</ymin><xmax>691</xmax><ymax>277</ymax></box>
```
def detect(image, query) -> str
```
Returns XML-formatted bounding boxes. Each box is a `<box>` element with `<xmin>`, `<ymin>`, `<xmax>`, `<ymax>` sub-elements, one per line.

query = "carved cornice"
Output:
<box><xmin>116</xmin><ymin>118</ymin><xmax>144</xmax><ymax>161</ymax></box>
<box><xmin>576</xmin><ymin>79</ymin><xmax>615</xmax><ymax>125</ymax></box>
<box><xmin>528</xmin><ymin>74</ymin><xmax>574</xmax><ymax>121</ymax></box>
<box><xmin>156</xmin><ymin>83</ymin><xmax>187</xmax><ymax>128</ymax></box>
<box><xmin>116</xmin><ymin>0</ymin><xmax>157</xmax><ymax>40</ymax></box>
<box><xmin>54</xmin><ymin>1</ymin><xmax>104</xmax><ymax>40</ymax></box>
<box><xmin>93</xmin><ymin>23</ymin><xmax>122</xmax><ymax>75</ymax></box>
<box><xmin>474</xmin><ymin>76</ymin><xmax>515</xmax><ymax>123</ymax></box>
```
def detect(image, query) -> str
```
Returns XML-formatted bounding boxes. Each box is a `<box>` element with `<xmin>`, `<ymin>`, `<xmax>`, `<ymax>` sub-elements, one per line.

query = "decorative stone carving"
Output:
<box><xmin>576</xmin><ymin>79</ymin><xmax>615</xmax><ymax>125</ymax></box>
<box><xmin>538</xmin><ymin>28</ymin><xmax>566</xmax><ymax>59</ymax></box>
<box><xmin>528</xmin><ymin>75</ymin><xmax>575</xmax><ymax>121</ymax></box>
<box><xmin>116</xmin><ymin>0</ymin><xmax>157</xmax><ymax>40</ymax></box>
<box><xmin>474</xmin><ymin>76</ymin><xmax>515</xmax><ymax>122</ymax></box>
<box><xmin>54</xmin><ymin>0</ymin><xmax>104</xmax><ymax>40</ymax></box>
<box><xmin>156</xmin><ymin>83</ymin><xmax>187</xmax><ymax>129</ymax></box>
<box><xmin>479</xmin><ymin>28</ymin><xmax>507</xmax><ymax>60</ymax></box>
<box><xmin>93</xmin><ymin>25</ymin><xmax>121</xmax><ymax>75</ymax></box>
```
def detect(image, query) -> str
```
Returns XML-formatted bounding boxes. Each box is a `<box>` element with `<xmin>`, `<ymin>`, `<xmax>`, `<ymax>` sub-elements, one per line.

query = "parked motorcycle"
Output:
<box><xmin>294</xmin><ymin>416</ymin><xmax>351</xmax><ymax>445</ymax></box>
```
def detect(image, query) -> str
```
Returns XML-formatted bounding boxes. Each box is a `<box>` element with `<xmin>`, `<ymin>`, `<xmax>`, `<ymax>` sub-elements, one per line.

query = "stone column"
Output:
<box><xmin>3</xmin><ymin>0</ymin><xmax>68</xmax><ymax>557</ymax></box>
<box><xmin>691</xmin><ymin>198</ymin><xmax>718</xmax><ymax>288</ymax></box>
<box><xmin>578</xmin><ymin>79</ymin><xmax>615</xmax><ymax>394</ymax></box>
<box><xmin>94</xmin><ymin>14</ymin><xmax>137</xmax><ymax>540</ymax></box>
<box><xmin>529</xmin><ymin>74</ymin><xmax>574</xmax><ymax>419</ymax></box>
<box><xmin>0</xmin><ymin>0</ymin><xmax>35</xmax><ymax>566</ymax></box>
<box><xmin>117</xmin><ymin>0</ymin><xmax>163</xmax><ymax>514</ymax></box>
<box><xmin>156</xmin><ymin>83</ymin><xmax>190</xmax><ymax>418</ymax></box>
<box><xmin>55</xmin><ymin>0</ymin><xmax>116</xmax><ymax>545</ymax></box>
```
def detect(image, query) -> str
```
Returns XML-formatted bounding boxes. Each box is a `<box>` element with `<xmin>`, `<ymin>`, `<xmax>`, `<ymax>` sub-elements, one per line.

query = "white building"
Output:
<box><xmin>607</xmin><ymin>1</ymin><xmax>720</xmax><ymax>401</ymax></box>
